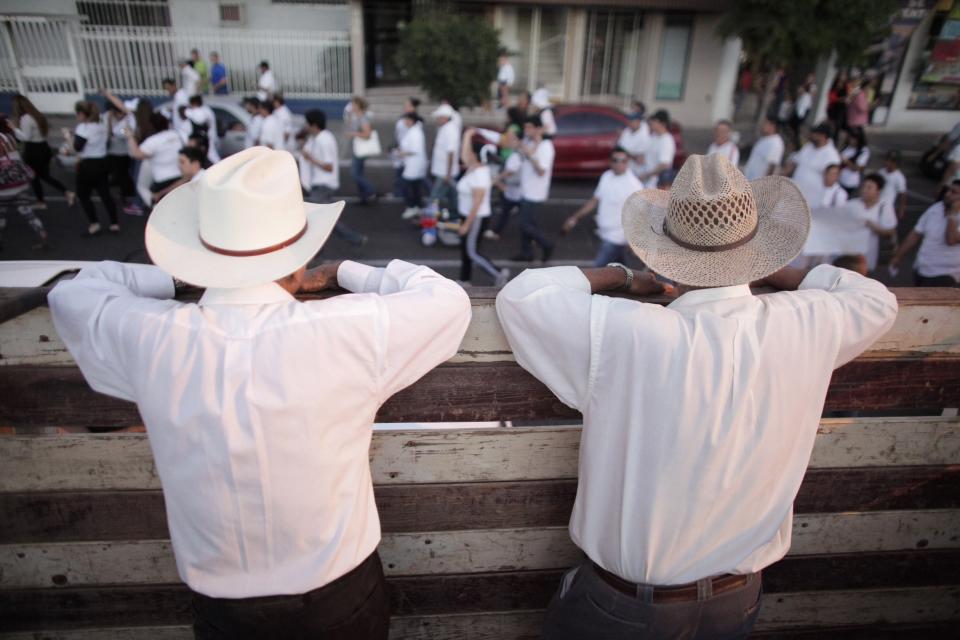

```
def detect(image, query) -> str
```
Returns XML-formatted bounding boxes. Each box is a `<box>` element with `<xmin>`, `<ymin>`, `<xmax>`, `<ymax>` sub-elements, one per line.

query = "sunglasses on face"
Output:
<box><xmin>611</xmin><ymin>157</ymin><xmax>629</xmax><ymax>164</ymax></box>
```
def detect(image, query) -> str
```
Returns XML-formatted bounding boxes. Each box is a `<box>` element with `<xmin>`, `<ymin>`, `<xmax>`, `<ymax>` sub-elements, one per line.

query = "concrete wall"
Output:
<box><xmin>641</xmin><ymin>12</ymin><xmax>736</xmax><ymax>130</ymax></box>
<box><xmin>883</xmin><ymin>10</ymin><xmax>958</xmax><ymax>133</ymax></box>
<box><xmin>169</xmin><ymin>0</ymin><xmax>350</xmax><ymax>32</ymax></box>
<box><xmin>0</xmin><ymin>0</ymin><xmax>75</xmax><ymax>14</ymax></box>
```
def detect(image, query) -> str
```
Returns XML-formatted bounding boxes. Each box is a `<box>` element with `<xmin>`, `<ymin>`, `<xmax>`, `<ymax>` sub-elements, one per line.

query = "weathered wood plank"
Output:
<box><xmin>2</xmin><ymin>467</ymin><xmax>958</xmax><ymax>544</ymax></box>
<box><xmin>2</xmin><ymin>418</ymin><xmax>958</xmax><ymax>492</ymax></box>
<box><xmin>2</xmin><ymin>566</ymin><xmax>958</xmax><ymax>631</ymax></box>
<box><xmin>2</xmin><ymin>355</ymin><xmax>959</xmax><ymax>428</ymax></box>
<box><xmin>0</xmin><ymin>628</ymin><xmax>193</xmax><ymax>640</ymax></box>
<box><xmin>4</xmin><ymin>511</ymin><xmax>959</xmax><ymax>589</ymax></box>
<box><xmin>4</xmin><ymin>288</ymin><xmax>958</xmax><ymax>367</ymax></box>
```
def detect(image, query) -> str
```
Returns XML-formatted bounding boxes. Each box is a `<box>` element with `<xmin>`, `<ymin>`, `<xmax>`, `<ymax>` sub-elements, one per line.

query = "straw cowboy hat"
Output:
<box><xmin>622</xmin><ymin>153</ymin><xmax>810</xmax><ymax>288</ymax></box>
<box><xmin>146</xmin><ymin>147</ymin><xmax>344</xmax><ymax>289</ymax></box>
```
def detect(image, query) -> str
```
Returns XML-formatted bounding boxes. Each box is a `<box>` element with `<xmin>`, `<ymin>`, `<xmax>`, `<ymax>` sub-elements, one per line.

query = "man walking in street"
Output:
<box><xmin>784</xmin><ymin>122</ymin><xmax>841</xmax><ymax>208</ymax></box>
<box><xmin>497</xmin><ymin>154</ymin><xmax>897</xmax><ymax>639</ymax></box>
<box><xmin>707</xmin><ymin>119</ymin><xmax>740</xmax><ymax>166</ymax></box>
<box><xmin>49</xmin><ymin>147</ymin><xmax>471</xmax><ymax>639</ymax></box>
<box><xmin>210</xmin><ymin>51</ymin><xmax>228</xmax><ymax>95</ymax></box>
<box><xmin>429</xmin><ymin>104</ymin><xmax>460</xmax><ymax>212</ymax></box>
<box><xmin>890</xmin><ymin>179</ymin><xmax>960</xmax><ymax>286</ymax></box>
<box><xmin>617</xmin><ymin>107</ymin><xmax>649</xmax><ymax>180</ymax></box>
<box><xmin>513</xmin><ymin>114</ymin><xmax>556</xmax><ymax>262</ymax></box>
<box><xmin>562</xmin><ymin>147</ymin><xmax>643</xmax><ymax>266</ymax></box>
<box><xmin>742</xmin><ymin>116</ymin><xmax>784</xmax><ymax>180</ymax></box>
<box><xmin>637</xmin><ymin>110</ymin><xmax>675</xmax><ymax>189</ymax></box>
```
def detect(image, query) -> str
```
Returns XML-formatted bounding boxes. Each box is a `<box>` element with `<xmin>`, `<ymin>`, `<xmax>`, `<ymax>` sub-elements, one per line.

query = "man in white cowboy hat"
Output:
<box><xmin>48</xmin><ymin>147</ymin><xmax>472</xmax><ymax>639</ymax></box>
<box><xmin>429</xmin><ymin>103</ymin><xmax>461</xmax><ymax>210</ymax></box>
<box><xmin>496</xmin><ymin>153</ymin><xmax>898</xmax><ymax>638</ymax></box>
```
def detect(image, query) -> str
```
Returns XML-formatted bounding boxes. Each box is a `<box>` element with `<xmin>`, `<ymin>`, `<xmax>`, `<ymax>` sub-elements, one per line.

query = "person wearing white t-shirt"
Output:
<box><xmin>743</xmin><ymin>117</ymin><xmax>785</xmax><ymax>180</ymax></box>
<box><xmin>487</xmin><ymin>126</ymin><xmax>524</xmax><ymax>240</ymax></box>
<box><xmin>272</xmin><ymin>94</ymin><xmax>295</xmax><ymax>152</ymax></box>
<box><xmin>515</xmin><ymin>114</ymin><xmax>556</xmax><ymax>262</ymax></box>
<box><xmin>891</xmin><ymin>180</ymin><xmax>960</xmax><ymax>286</ymax></box>
<box><xmin>257</xmin><ymin>101</ymin><xmax>285</xmax><ymax>151</ymax></box>
<box><xmin>101</xmin><ymin>94</ymin><xmax>141</xmax><ymax>215</ymax></box>
<box><xmin>398</xmin><ymin>112</ymin><xmax>429</xmax><ymax>219</ymax></box>
<box><xmin>879</xmin><ymin>150</ymin><xmax>908</xmax><ymax>219</ymax></box>
<box><xmin>458</xmin><ymin>130</ymin><xmax>507</xmax><ymax>286</ymax></box>
<box><xmin>638</xmin><ymin>110</ymin><xmax>676</xmax><ymax>189</ymax></box>
<box><xmin>562</xmin><ymin>147</ymin><xmax>644</xmax><ymax>266</ymax></box>
<box><xmin>148</xmin><ymin>146</ymin><xmax>207</xmax><ymax>203</ymax></box>
<box><xmin>161</xmin><ymin>77</ymin><xmax>190</xmax><ymax>141</ymax></box>
<box><xmin>125</xmin><ymin>113</ymin><xmax>184</xmax><ymax>202</ymax></box>
<box><xmin>392</xmin><ymin>97</ymin><xmax>421</xmax><ymax>198</ymax></box>
<box><xmin>839</xmin><ymin>129</ymin><xmax>869</xmax><ymax>195</ymax></box>
<box><xmin>844</xmin><ymin>174</ymin><xmax>897</xmax><ymax>272</ymax></box>
<box><xmin>429</xmin><ymin>104</ymin><xmax>461</xmax><ymax>209</ymax></box>
<box><xmin>531</xmin><ymin>89</ymin><xmax>556</xmax><ymax>137</ymax></box>
<box><xmin>706</xmin><ymin>120</ymin><xmax>740</xmax><ymax>167</ymax></box>
<box><xmin>818</xmin><ymin>164</ymin><xmax>848</xmax><ymax>210</ymax></box>
<box><xmin>185</xmin><ymin>95</ymin><xmax>220</xmax><ymax>163</ymax></box>
<box><xmin>179</xmin><ymin>61</ymin><xmax>200</xmax><ymax>98</ymax></box>
<box><xmin>299</xmin><ymin>109</ymin><xmax>366</xmax><ymax>248</ymax></box>
<box><xmin>784</xmin><ymin>122</ymin><xmax>841</xmax><ymax>207</ymax></box>
<box><xmin>62</xmin><ymin>101</ymin><xmax>119</xmax><ymax>236</ymax></box>
<box><xmin>257</xmin><ymin>61</ymin><xmax>276</xmax><ymax>102</ymax></box>
<box><xmin>617</xmin><ymin>109</ymin><xmax>650</xmax><ymax>179</ymax></box>
<box><xmin>243</xmin><ymin>98</ymin><xmax>263</xmax><ymax>148</ymax></box>
<box><xmin>496</xmin><ymin>54</ymin><xmax>515</xmax><ymax>109</ymax></box>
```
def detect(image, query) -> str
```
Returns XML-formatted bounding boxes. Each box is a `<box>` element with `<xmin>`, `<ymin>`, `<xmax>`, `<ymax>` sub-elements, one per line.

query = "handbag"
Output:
<box><xmin>353</xmin><ymin>130</ymin><xmax>382</xmax><ymax>158</ymax></box>
<box><xmin>0</xmin><ymin>137</ymin><xmax>35</xmax><ymax>192</ymax></box>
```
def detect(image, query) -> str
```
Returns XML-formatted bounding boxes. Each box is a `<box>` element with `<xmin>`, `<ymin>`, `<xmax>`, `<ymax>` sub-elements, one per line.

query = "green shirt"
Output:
<box><xmin>194</xmin><ymin>60</ymin><xmax>209</xmax><ymax>91</ymax></box>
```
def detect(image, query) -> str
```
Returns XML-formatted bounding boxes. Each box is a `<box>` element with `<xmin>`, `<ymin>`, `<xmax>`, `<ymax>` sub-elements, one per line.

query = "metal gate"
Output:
<box><xmin>0</xmin><ymin>15</ymin><xmax>85</xmax><ymax>113</ymax></box>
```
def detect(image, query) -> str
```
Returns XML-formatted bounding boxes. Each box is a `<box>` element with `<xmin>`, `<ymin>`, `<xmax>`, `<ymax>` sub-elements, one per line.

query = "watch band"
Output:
<box><xmin>606</xmin><ymin>262</ymin><xmax>633</xmax><ymax>291</ymax></box>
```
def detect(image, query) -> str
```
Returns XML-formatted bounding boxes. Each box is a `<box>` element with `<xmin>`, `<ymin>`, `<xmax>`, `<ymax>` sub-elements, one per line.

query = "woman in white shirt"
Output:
<box><xmin>124</xmin><ymin>113</ymin><xmax>184</xmax><ymax>203</ymax></box>
<box><xmin>458</xmin><ymin>130</ymin><xmax>507</xmax><ymax>286</ymax></box>
<box><xmin>839</xmin><ymin>128</ymin><xmax>870</xmax><ymax>196</ymax></box>
<box><xmin>0</xmin><ymin>117</ymin><xmax>50</xmax><ymax>249</ymax></box>
<box><xmin>398</xmin><ymin>112</ymin><xmax>428</xmax><ymax>218</ymax></box>
<box><xmin>11</xmin><ymin>93</ymin><xmax>73</xmax><ymax>210</ymax></box>
<box><xmin>853</xmin><ymin>173</ymin><xmax>898</xmax><ymax>273</ymax></box>
<box><xmin>62</xmin><ymin>101</ymin><xmax>119</xmax><ymax>236</ymax></box>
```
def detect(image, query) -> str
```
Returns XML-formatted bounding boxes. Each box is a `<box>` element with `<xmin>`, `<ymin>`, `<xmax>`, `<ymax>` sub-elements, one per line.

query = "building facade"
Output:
<box><xmin>0</xmin><ymin>0</ymin><xmax>738</xmax><ymax>127</ymax></box>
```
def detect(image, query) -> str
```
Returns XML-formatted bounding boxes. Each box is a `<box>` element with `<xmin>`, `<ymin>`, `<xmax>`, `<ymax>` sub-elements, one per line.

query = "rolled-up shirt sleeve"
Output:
<box><xmin>48</xmin><ymin>261</ymin><xmax>176</xmax><ymax>401</ymax></box>
<box><xmin>798</xmin><ymin>264</ymin><xmax>899</xmax><ymax>368</ymax></box>
<box><xmin>337</xmin><ymin>259</ymin><xmax>472</xmax><ymax>401</ymax></box>
<box><xmin>496</xmin><ymin>267</ymin><xmax>593</xmax><ymax>411</ymax></box>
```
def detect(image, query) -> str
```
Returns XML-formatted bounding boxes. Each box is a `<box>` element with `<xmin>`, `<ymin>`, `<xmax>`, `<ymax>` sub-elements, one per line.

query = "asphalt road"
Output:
<box><xmin>0</xmin><ymin>130</ymin><xmax>945</xmax><ymax>288</ymax></box>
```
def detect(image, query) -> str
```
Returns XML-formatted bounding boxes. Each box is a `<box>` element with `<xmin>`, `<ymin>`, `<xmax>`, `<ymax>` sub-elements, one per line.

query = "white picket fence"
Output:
<box><xmin>77</xmin><ymin>25</ymin><xmax>352</xmax><ymax>98</ymax></box>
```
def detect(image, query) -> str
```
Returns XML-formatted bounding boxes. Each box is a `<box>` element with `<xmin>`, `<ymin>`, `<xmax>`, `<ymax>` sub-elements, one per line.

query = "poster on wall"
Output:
<box><xmin>909</xmin><ymin>0</ymin><xmax>960</xmax><ymax>109</ymax></box>
<box><xmin>871</xmin><ymin>0</ymin><xmax>939</xmax><ymax>121</ymax></box>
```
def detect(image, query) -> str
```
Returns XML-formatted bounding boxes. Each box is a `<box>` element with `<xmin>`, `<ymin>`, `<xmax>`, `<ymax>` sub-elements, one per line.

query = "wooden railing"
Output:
<box><xmin>0</xmin><ymin>286</ymin><xmax>958</xmax><ymax>639</ymax></box>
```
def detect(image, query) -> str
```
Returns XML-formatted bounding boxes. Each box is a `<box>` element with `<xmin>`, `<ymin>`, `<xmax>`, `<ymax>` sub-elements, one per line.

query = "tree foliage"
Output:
<box><xmin>717</xmin><ymin>0</ymin><xmax>899</xmax><ymax>68</ymax></box>
<box><xmin>395</xmin><ymin>13</ymin><xmax>501</xmax><ymax>108</ymax></box>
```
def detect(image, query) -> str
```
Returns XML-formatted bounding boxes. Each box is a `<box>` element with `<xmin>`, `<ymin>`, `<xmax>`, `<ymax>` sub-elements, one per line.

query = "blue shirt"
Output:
<box><xmin>211</xmin><ymin>63</ymin><xmax>228</xmax><ymax>94</ymax></box>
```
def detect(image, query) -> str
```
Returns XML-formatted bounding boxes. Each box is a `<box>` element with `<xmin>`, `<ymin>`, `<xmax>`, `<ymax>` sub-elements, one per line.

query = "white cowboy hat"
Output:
<box><xmin>621</xmin><ymin>154</ymin><xmax>810</xmax><ymax>288</ymax></box>
<box><xmin>145</xmin><ymin>146</ymin><xmax>343</xmax><ymax>289</ymax></box>
<box><xmin>432</xmin><ymin>104</ymin><xmax>456</xmax><ymax>120</ymax></box>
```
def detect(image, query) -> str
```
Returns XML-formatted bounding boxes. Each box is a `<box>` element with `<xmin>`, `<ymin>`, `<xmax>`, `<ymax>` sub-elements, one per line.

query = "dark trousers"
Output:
<box><xmin>543</xmin><ymin>562</ymin><xmax>762</xmax><ymax>640</ymax></box>
<box><xmin>191</xmin><ymin>550</ymin><xmax>390</xmax><ymax>640</ymax></box>
<box><xmin>518</xmin><ymin>199</ymin><xmax>553</xmax><ymax>260</ymax></box>
<box><xmin>23</xmin><ymin>141</ymin><xmax>69</xmax><ymax>202</ymax></box>
<box><xmin>915</xmin><ymin>272</ymin><xmax>959</xmax><ymax>287</ymax></box>
<box><xmin>402</xmin><ymin>177</ymin><xmax>429</xmax><ymax>209</ymax></box>
<box><xmin>107</xmin><ymin>153</ymin><xmax>136</xmax><ymax>199</ymax></box>
<box><xmin>306</xmin><ymin>185</ymin><xmax>365</xmax><ymax>246</ymax></box>
<box><xmin>492</xmin><ymin>195</ymin><xmax>520</xmax><ymax>234</ymax></box>
<box><xmin>76</xmin><ymin>158</ymin><xmax>118</xmax><ymax>225</ymax></box>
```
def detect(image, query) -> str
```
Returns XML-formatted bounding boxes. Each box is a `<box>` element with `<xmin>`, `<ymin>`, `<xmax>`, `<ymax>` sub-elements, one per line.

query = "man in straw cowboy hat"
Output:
<box><xmin>496</xmin><ymin>153</ymin><xmax>897</xmax><ymax>638</ymax></box>
<box><xmin>48</xmin><ymin>147</ymin><xmax>471</xmax><ymax>639</ymax></box>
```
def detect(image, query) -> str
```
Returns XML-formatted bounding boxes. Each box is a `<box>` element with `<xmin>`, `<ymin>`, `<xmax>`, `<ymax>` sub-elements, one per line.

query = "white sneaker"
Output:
<box><xmin>401</xmin><ymin>207</ymin><xmax>421</xmax><ymax>220</ymax></box>
<box><xmin>483</xmin><ymin>229</ymin><xmax>500</xmax><ymax>241</ymax></box>
<box><xmin>495</xmin><ymin>268</ymin><xmax>510</xmax><ymax>288</ymax></box>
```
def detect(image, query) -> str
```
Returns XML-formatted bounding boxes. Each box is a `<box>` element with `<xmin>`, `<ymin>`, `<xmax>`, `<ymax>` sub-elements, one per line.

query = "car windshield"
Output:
<box><xmin>556</xmin><ymin>111</ymin><xmax>623</xmax><ymax>136</ymax></box>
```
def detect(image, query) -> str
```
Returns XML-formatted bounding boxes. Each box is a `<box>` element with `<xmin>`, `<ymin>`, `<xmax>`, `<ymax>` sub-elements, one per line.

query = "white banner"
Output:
<box><xmin>802</xmin><ymin>205</ymin><xmax>870</xmax><ymax>257</ymax></box>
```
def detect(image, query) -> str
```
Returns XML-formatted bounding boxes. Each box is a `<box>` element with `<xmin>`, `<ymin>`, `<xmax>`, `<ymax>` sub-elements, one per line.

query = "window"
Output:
<box><xmin>556</xmin><ymin>111</ymin><xmax>624</xmax><ymax>136</ymax></box>
<box><xmin>582</xmin><ymin>10</ymin><xmax>644</xmax><ymax>97</ymax></box>
<box><xmin>211</xmin><ymin>107</ymin><xmax>242</xmax><ymax>139</ymax></box>
<box><xmin>76</xmin><ymin>0</ymin><xmax>171</xmax><ymax>27</ymax></box>
<box><xmin>656</xmin><ymin>15</ymin><xmax>693</xmax><ymax>101</ymax></box>
<box><xmin>219</xmin><ymin>4</ymin><xmax>245</xmax><ymax>25</ymax></box>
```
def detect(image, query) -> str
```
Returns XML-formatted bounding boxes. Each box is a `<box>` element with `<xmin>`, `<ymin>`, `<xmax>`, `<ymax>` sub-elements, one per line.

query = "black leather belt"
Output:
<box><xmin>592</xmin><ymin>563</ymin><xmax>757</xmax><ymax>603</ymax></box>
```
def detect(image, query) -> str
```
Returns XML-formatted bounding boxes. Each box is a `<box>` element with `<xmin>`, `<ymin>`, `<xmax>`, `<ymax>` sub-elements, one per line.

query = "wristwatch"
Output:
<box><xmin>606</xmin><ymin>263</ymin><xmax>633</xmax><ymax>291</ymax></box>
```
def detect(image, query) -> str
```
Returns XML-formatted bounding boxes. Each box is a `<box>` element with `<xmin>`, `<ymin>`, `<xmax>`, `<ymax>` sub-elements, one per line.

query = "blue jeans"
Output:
<box><xmin>543</xmin><ymin>562</ymin><xmax>762</xmax><ymax>640</ymax></box>
<box><xmin>351</xmin><ymin>156</ymin><xmax>376</xmax><ymax>200</ymax></box>
<box><xmin>592</xmin><ymin>240</ymin><xmax>628</xmax><ymax>267</ymax></box>
<box><xmin>429</xmin><ymin>178</ymin><xmax>456</xmax><ymax>213</ymax></box>
<box><xmin>518</xmin><ymin>199</ymin><xmax>554</xmax><ymax>260</ymax></box>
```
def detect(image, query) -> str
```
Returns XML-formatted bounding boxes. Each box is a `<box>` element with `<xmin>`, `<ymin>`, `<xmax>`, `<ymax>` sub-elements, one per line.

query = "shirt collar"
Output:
<box><xmin>199</xmin><ymin>282</ymin><xmax>296</xmax><ymax>306</ymax></box>
<box><xmin>667</xmin><ymin>284</ymin><xmax>753</xmax><ymax>311</ymax></box>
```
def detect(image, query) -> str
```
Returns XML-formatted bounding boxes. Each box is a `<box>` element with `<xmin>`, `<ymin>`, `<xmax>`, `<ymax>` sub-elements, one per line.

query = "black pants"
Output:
<box><xmin>107</xmin><ymin>153</ymin><xmax>136</xmax><ymax>199</ymax></box>
<box><xmin>518</xmin><ymin>199</ymin><xmax>554</xmax><ymax>260</ymax></box>
<box><xmin>76</xmin><ymin>158</ymin><xmax>118</xmax><ymax>225</ymax></box>
<box><xmin>915</xmin><ymin>272</ymin><xmax>959</xmax><ymax>287</ymax></box>
<box><xmin>191</xmin><ymin>550</ymin><xmax>390</xmax><ymax>640</ymax></box>
<box><xmin>23</xmin><ymin>141</ymin><xmax>69</xmax><ymax>202</ymax></box>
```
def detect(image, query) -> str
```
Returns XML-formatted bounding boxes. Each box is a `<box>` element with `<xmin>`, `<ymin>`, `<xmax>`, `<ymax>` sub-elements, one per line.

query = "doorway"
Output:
<box><xmin>363</xmin><ymin>0</ymin><xmax>413</xmax><ymax>88</ymax></box>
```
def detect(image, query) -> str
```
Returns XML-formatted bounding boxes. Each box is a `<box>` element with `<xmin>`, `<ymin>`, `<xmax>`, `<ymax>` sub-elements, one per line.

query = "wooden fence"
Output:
<box><xmin>0</xmin><ymin>286</ymin><xmax>959</xmax><ymax>638</ymax></box>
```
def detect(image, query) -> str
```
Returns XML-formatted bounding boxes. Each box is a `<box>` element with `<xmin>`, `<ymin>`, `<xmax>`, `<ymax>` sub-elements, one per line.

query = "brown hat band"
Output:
<box><xmin>662</xmin><ymin>218</ymin><xmax>759</xmax><ymax>253</ymax></box>
<box><xmin>200</xmin><ymin>222</ymin><xmax>308</xmax><ymax>257</ymax></box>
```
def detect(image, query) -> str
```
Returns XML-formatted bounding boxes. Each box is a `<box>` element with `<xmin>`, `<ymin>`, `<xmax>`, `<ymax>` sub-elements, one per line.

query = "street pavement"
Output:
<box><xmin>0</xmin><ymin>128</ymin><xmax>946</xmax><ymax>288</ymax></box>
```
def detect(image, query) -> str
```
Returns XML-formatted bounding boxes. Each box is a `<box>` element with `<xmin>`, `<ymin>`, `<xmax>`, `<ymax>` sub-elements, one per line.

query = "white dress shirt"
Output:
<box><xmin>431</xmin><ymin>120</ymin><xmax>460</xmax><ymax>179</ymax></box>
<box><xmin>707</xmin><ymin>140</ymin><xmax>740</xmax><ymax>167</ymax></box>
<box><xmin>300</xmin><ymin>129</ymin><xmax>339</xmax><ymax>190</ymax></box>
<box><xmin>181</xmin><ymin>65</ymin><xmax>200</xmax><ymax>96</ymax></box>
<box><xmin>792</xmin><ymin>141</ymin><xmax>841</xmax><ymax>207</ymax></box>
<box><xmin>496</xmin><ymin>265</ymin><xmax>897</xmax><ymax>585</ymax></box>
<box><xmin>259</xmin><ymin>113</ymin><xmax>285</xmax><ymax>150</ymax></box>
<box><xmin>399</xmin><ymin>122</ymin><xmax>427</xmax><ymax>180</ymax></box>
<box><xmin>618</xmin><ymin>124</ymin><xmax>650</xmax><ymax>177</ymax></box>
<box><xmin>49</xmin><ymin>260</ymin><xmax>471</xmax><ymax>598</ymax></box>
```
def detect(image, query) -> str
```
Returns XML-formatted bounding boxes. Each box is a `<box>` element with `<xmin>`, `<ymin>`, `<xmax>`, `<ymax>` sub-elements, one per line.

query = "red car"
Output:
<box><xmin>551</xmin><ymin>104</ymin><xmax>687</xmax><ymax>178</ymax></box>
